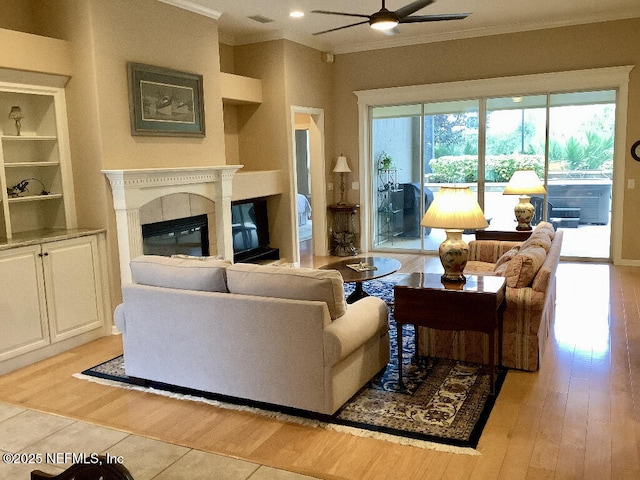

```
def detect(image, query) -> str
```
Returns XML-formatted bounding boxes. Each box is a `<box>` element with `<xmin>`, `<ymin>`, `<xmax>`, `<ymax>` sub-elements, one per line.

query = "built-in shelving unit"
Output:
<box><xmin>0</xmin><ymin>82</ymin><xmax>76</xmax><ymax>240</ymax></box>
<box><xmin>0</xmin><ymin>31</ymin><xmax>107</xmax><ymax>375</ymax></box>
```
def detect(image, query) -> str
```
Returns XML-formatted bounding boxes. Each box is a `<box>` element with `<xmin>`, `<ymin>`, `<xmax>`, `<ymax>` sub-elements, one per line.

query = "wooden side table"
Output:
<box><xmin>328</xmin><ymin>204</ymin><xmax>359</xmax><ymax>256</ymax></box>
<box><xmin>475</xmin><ymin>228</ymin><xmax>532</xmax><ymax>242</ymax></box>
<box><xmin>393</xmin><ymin>272</ymin><xmax>506</xmax><ymax>393</ymax></box>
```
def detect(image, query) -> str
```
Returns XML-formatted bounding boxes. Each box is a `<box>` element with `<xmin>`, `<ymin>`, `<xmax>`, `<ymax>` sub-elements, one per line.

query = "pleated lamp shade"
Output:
<box><xmin>421</xmin><ymin>186</ymin><xmax>488</xmax><ymax>230</ymax></box>
<box><xmin>503</xmin><ymin>170</ymin><xmax>546</xmax><ymax>195</ymax></box>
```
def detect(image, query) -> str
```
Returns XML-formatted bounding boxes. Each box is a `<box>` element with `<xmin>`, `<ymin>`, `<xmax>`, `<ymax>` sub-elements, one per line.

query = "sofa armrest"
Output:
<box><xmin>114</xmin><ymin>303</ymin><xmax>126</xmax><ymax>334</ymax></box>
<box><xmin>323</xmin><ymin>297</ymin><xmax>389</xmax><ymax>366</ymax></box>
<box><xmin>469</xmin><ymin>240</ymin><xmax>521</xmax><ymax>263</ymax></box>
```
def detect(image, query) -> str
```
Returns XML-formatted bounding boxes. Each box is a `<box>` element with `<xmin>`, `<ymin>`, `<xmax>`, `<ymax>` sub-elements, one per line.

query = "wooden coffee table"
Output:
<box><xmin>322</xmin><ymin>256</ymin><xmax>401</xmax><ymax>303</ymax></box>
<box><xmin>393</xmin><ymin>272</ymin><xmax>506</xmax><ymax>393</ymax></box>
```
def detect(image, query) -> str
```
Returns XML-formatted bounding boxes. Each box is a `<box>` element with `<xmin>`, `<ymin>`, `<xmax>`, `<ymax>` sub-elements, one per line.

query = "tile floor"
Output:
<box><xmin>0</xmin><ymin>402</ymin><xmax>318</xmax><ymax>479</ymax></box>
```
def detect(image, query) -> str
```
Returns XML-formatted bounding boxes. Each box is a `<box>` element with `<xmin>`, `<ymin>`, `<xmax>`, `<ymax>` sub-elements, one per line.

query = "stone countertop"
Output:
<box><xmin>0</xmin><ymin>228</ymin><xmax>106</xmax><ymax>251</ymax></box>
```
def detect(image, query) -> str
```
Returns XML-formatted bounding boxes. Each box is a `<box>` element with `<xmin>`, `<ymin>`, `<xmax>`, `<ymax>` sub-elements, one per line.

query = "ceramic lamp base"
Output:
<box><xmin>514</xmin><ymin>195</ymin><xmax>534</xmax><ymax>231</ymax></box>
<box><xmin>438</xmin><ymin>229</ymin><xmax>469</xmax><ymax>283</ymax></box>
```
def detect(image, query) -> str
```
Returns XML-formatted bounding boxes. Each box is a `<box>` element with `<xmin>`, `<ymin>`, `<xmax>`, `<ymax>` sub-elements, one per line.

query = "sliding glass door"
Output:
<box><xmin>547</xmin><ymin>91</ymin><xmax>614</xmax><ymax>258</ymax></box>
<box><xmin>370</xmin><ymin>90</ymin><xmax>616</xmax><ymax>260</ymax></box>
<box><xmin>372</xmin><ymin>105</ymin><xmax>422</xmax><ymax>250</ymax></box>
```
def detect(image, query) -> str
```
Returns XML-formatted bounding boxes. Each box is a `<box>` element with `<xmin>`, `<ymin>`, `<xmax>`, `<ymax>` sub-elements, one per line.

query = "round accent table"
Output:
<box><xmin>321</xmin><ymin>255</ymin><xmax>401</xmax><ymax>303</ymax></box>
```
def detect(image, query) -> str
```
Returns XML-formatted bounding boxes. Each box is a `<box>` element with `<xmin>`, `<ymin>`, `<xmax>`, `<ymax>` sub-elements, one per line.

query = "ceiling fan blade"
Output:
<box><xmin>399</xmin><ymin>13</ymin><xmax>470</xmax><ymax>23</ymax></box>
<box><xmin>394</xmin><ymin>0</ymin><xmax>435</xmax><ymax>20</ymax></box>
<box><xmin>311</xmin><ymin>10</ymin><xmax>370</xmax><ymax>20</ymax></box>
<box><xmin>313</xmin><ymin>20</ymin><xmax>370</xmax><ymax>35</ymax></box>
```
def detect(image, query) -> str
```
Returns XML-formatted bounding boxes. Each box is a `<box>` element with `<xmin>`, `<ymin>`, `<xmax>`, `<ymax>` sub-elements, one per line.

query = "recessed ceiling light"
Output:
<box><xmin>290</xmin><ymin>11</ymin><xmax>304</xmax><ymax>18</ymax></box>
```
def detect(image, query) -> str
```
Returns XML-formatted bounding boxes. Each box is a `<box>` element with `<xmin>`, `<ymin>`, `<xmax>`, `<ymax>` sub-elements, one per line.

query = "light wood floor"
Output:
<box><xmin>1</xmin><ymin>254</ymin><xmax>639</xmax><ymax>480</ymax></box>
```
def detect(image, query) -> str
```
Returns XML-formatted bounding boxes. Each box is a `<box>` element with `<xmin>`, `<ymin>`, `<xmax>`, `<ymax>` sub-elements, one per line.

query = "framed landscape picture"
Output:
<box><xmin>127</xmin><ymin>62</ymin><xmax>205</xmax><ymax>137</ymax></box>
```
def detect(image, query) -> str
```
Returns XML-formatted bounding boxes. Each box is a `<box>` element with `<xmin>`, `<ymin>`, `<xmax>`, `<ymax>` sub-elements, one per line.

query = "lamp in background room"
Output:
<box><xmin>421</xmin><ymin>186</ymin><xmax>488</xmax><ymax>283</ymax></box>
<box><xmin>333</xmin><ymin>154</ymin><xmax>351</xmax><ymax>205</ymax></box>
<box><xmin>8</xmin><ymin>106</ymin><xmax>23</xmax><ymax>136</ymax></box>
<box><xmin>503</xmin><ymin>170</ymin><xmax>546</xmax><ymax>231</ymax></box>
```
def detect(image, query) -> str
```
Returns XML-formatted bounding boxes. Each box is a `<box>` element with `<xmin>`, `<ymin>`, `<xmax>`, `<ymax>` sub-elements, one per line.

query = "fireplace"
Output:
<box><xmin>103</xmin><ymin>166</ymin><xmax>241</xmax><ymax>285</ymax></box>
<box><xmin>142</xmin><ymin>214</ymin><xmax>210</xmax><ymax>257</ymax></box>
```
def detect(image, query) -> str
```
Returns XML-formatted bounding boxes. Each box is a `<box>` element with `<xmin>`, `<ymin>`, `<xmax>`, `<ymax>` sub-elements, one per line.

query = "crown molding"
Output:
<box><xmin>332</xmin><ymin>10</ymin><xmax>640</xmax><ymax>54</ymax></box>
<box><xmin>157</xmin><ymin>0</ymin><xmax>222</xmax><ymax>20</ymax></box>
<box><xmin>220</xmin><ymin>28</ymin><xmax>331</xmax><ymax>53</ymax></box>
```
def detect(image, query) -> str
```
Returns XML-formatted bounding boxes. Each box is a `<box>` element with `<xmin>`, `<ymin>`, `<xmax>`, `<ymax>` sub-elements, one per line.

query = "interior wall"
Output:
<box><xmin>0</xmin><ymin>0</ymin><xmax>37</xmax><ymax>34</ymax></box>
<box><xmin>231</xmin><ymin>40</ymin><xmax>334</xmax><ymax>262</ymax></box>
<box><xmin>282</xmin><ymin>41</ymin><xmax>334</xmax><ymax>205</ymax></box>
<box><xmin>233</xmin><ymin>40</ymin><xmax>288</xmax><ymax>172</ymax></box>
<box><xmin>332</xmin><ymin>18</ymin><xmax>640</xmax><ymax>261</ymax></box>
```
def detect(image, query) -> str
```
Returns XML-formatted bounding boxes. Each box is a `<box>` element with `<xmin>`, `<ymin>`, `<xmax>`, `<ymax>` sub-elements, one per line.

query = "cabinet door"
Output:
<box><xmin>42</xmin><ymin>236</ymin><xmax>104</xmax><ymax>343</ymax></box>
<box><xmin>0</xmin><ymin>245</ymin><xmax>49</xmax><ymax>361</ymax></box>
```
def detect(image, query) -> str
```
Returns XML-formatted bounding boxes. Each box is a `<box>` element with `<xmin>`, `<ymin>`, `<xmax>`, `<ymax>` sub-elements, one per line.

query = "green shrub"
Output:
<box><xmin>427</xmin><ymin>154</ymin><xmax>545</xmax><ymax>183</ymax></box>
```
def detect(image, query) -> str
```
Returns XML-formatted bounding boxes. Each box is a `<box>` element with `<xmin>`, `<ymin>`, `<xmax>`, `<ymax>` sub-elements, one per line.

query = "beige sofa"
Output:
<box><xmin>418</xmin><ymin>222</ymin><xmax>563</xmax><ymax>371</ymax></box>
<box><xmin>114</xmin><ymin>256</ymin><xmax>390</xmax><ymax>415</ymax></box>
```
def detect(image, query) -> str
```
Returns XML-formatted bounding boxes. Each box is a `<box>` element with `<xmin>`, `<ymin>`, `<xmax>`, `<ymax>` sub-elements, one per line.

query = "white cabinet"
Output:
<box><xmin>42</xmin><ymin>235</ymin><xmax>105</xmax><ymax>343</ymax></box>
<box><xmin>0</xmin><ymin>82</ymin><xmax>77</xmax><ymax>240</ymax></box>
<box><xmin>0</xmin><ymin>233</ymin><xmax>107</xmax><ymax>373</ymax></box>
<box><xmin>0</xmin><ymin>244</ymin><xmax>49</xmax><ymax>361</ymax></box>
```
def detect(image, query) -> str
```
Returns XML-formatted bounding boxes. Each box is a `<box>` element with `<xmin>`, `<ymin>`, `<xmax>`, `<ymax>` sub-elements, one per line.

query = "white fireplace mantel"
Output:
<box><xmin>103</xmin><ymin>166</ymin><xmax>242</xmax><ymax>284</ymax></box>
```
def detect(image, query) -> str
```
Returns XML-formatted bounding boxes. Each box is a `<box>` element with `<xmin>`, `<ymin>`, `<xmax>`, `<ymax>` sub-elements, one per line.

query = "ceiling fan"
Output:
<box><xmin>312</xmin><ymin>0</ymin><xmax>469</xmax><ymax>35</ymax></box>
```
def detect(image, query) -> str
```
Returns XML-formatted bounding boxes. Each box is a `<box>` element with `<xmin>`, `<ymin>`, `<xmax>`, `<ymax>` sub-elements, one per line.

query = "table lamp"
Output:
<box><xmin>503</xmin><ymin>170</ymin><xmax>546</xmax><ymax>231</ymax></box>
<box><xmin>333</xmin><ymin>155</ymin><xmax>351</xmax><ymax>205</ymax></box>
<box><xmin>421</xmin><ymin>186</ymin><xmax>488</xmax><ymax>283</ymax></box>
<box><xmin>8</xmin><ymin>106</ymin><xmax>23</xmax><ymax>136</ymax></box>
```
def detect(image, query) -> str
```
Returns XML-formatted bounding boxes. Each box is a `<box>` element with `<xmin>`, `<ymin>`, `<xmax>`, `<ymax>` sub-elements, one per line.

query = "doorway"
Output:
<box><xmin>295</xmin><ymin>128</ymin><xmax>313</xmax><ymax>260</ymax></box>
<box><xmin>291</xmin><ymin>107</ymin><xmax>328</xmax><ymax>267</ymax></box>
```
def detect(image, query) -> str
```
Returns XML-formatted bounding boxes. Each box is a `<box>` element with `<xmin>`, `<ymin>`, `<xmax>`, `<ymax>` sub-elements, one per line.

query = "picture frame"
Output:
<box><xmin>127</xmin><ymin>62</ymin><xmax>205</xmax><ymax>137</ymax></box>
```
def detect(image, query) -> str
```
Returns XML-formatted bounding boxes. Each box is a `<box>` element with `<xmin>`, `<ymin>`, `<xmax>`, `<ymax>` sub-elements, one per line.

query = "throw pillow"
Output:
<box><xmin>130</xmin><ymin>255</ymin><xmax>230</xmax><ymax>292</ymax></box>
<box><xmin>495</xmin><ymin>246</ymin><xmax>520</xmax><ymax>269</ymax></box>
<box><xmin>504</xmin><ymin>246</ymin><xmax>547</xmax><ymax>288</ymax></box>
<box><xmin>534</xmin><ymin>221</ymin><xmax>556</xmax><ymax>239</ymax></box>
<box><xmin>520</xmin><ymin>231</ymin><xmax>552</xmax><ymax>252</ymax></box>
<box><xmin>226</xmin><ymin>263</ymin><xmax>347</xmax><ymax>320</ymax></box>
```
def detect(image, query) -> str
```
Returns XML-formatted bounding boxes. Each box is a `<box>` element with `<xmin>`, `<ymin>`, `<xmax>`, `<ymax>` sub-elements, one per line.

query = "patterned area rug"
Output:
<box><xmin>78</xmin><ymin>275</ymin><xmax>506</xmax><ymax>454</ymax></box>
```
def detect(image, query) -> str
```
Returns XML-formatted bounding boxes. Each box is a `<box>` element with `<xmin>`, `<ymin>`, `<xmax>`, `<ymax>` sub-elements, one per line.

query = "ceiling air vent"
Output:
<box><xmin>248</xmin><ymin>14</ymin><xmax>274</xmax><ymax>24</ymax></box>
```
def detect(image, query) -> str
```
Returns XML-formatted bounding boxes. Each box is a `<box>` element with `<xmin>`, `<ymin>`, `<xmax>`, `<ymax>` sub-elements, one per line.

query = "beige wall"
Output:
<box><xmin>231</xmin><ymin>40</ymin><xmax>334</xmax><ymax>261</ymax></box>
<box><xmin>1</xmin><ymin>0</ymin><xmax>37</xmax><ymax>34</ymax></box>
<box><xmin>332</xmin><ymin>18</ymin><xmax>640</xmax><ymax>261</ymax></box>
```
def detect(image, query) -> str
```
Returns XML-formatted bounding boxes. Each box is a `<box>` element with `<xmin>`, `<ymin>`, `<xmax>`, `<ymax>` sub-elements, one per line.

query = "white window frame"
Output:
<box><xmin>355</xmin><ymin>66</ymin><xmax>633</xmax><ymax>264</ymax></box>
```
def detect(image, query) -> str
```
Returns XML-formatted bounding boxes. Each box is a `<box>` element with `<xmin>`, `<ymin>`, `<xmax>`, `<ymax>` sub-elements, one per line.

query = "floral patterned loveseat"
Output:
<box><xmin>417</xmin><ymin>222</ymin><xmax>563</xmax><ymax>371</ymax></box>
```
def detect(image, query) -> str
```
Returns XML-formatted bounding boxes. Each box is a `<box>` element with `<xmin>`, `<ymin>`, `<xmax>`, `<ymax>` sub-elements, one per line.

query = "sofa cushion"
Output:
<box><xmin>504</xmin><ymin>246</ymin><xmax>547</xmax><ymax>288</ymax></box>
<box><xmin>227</xmin><ymin>263</ymin><xmax>347</xmax><ymax>320</ymax></box>
<box><xmin>130</xmin><ymin>255</ymin><xmax>230</xmax><ymax>292</ymax></box>
<box><xmin>464</xmin><ymin>261</ymin><xmax>496</xmax><ymax>275</ymax></box>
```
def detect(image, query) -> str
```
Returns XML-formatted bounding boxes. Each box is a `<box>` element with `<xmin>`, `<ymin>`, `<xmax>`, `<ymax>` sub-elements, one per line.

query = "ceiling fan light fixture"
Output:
<box><xmin>369</xmin><ymin>10</ymin><xmax>399</xmax><ymax>31</ymax></box>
